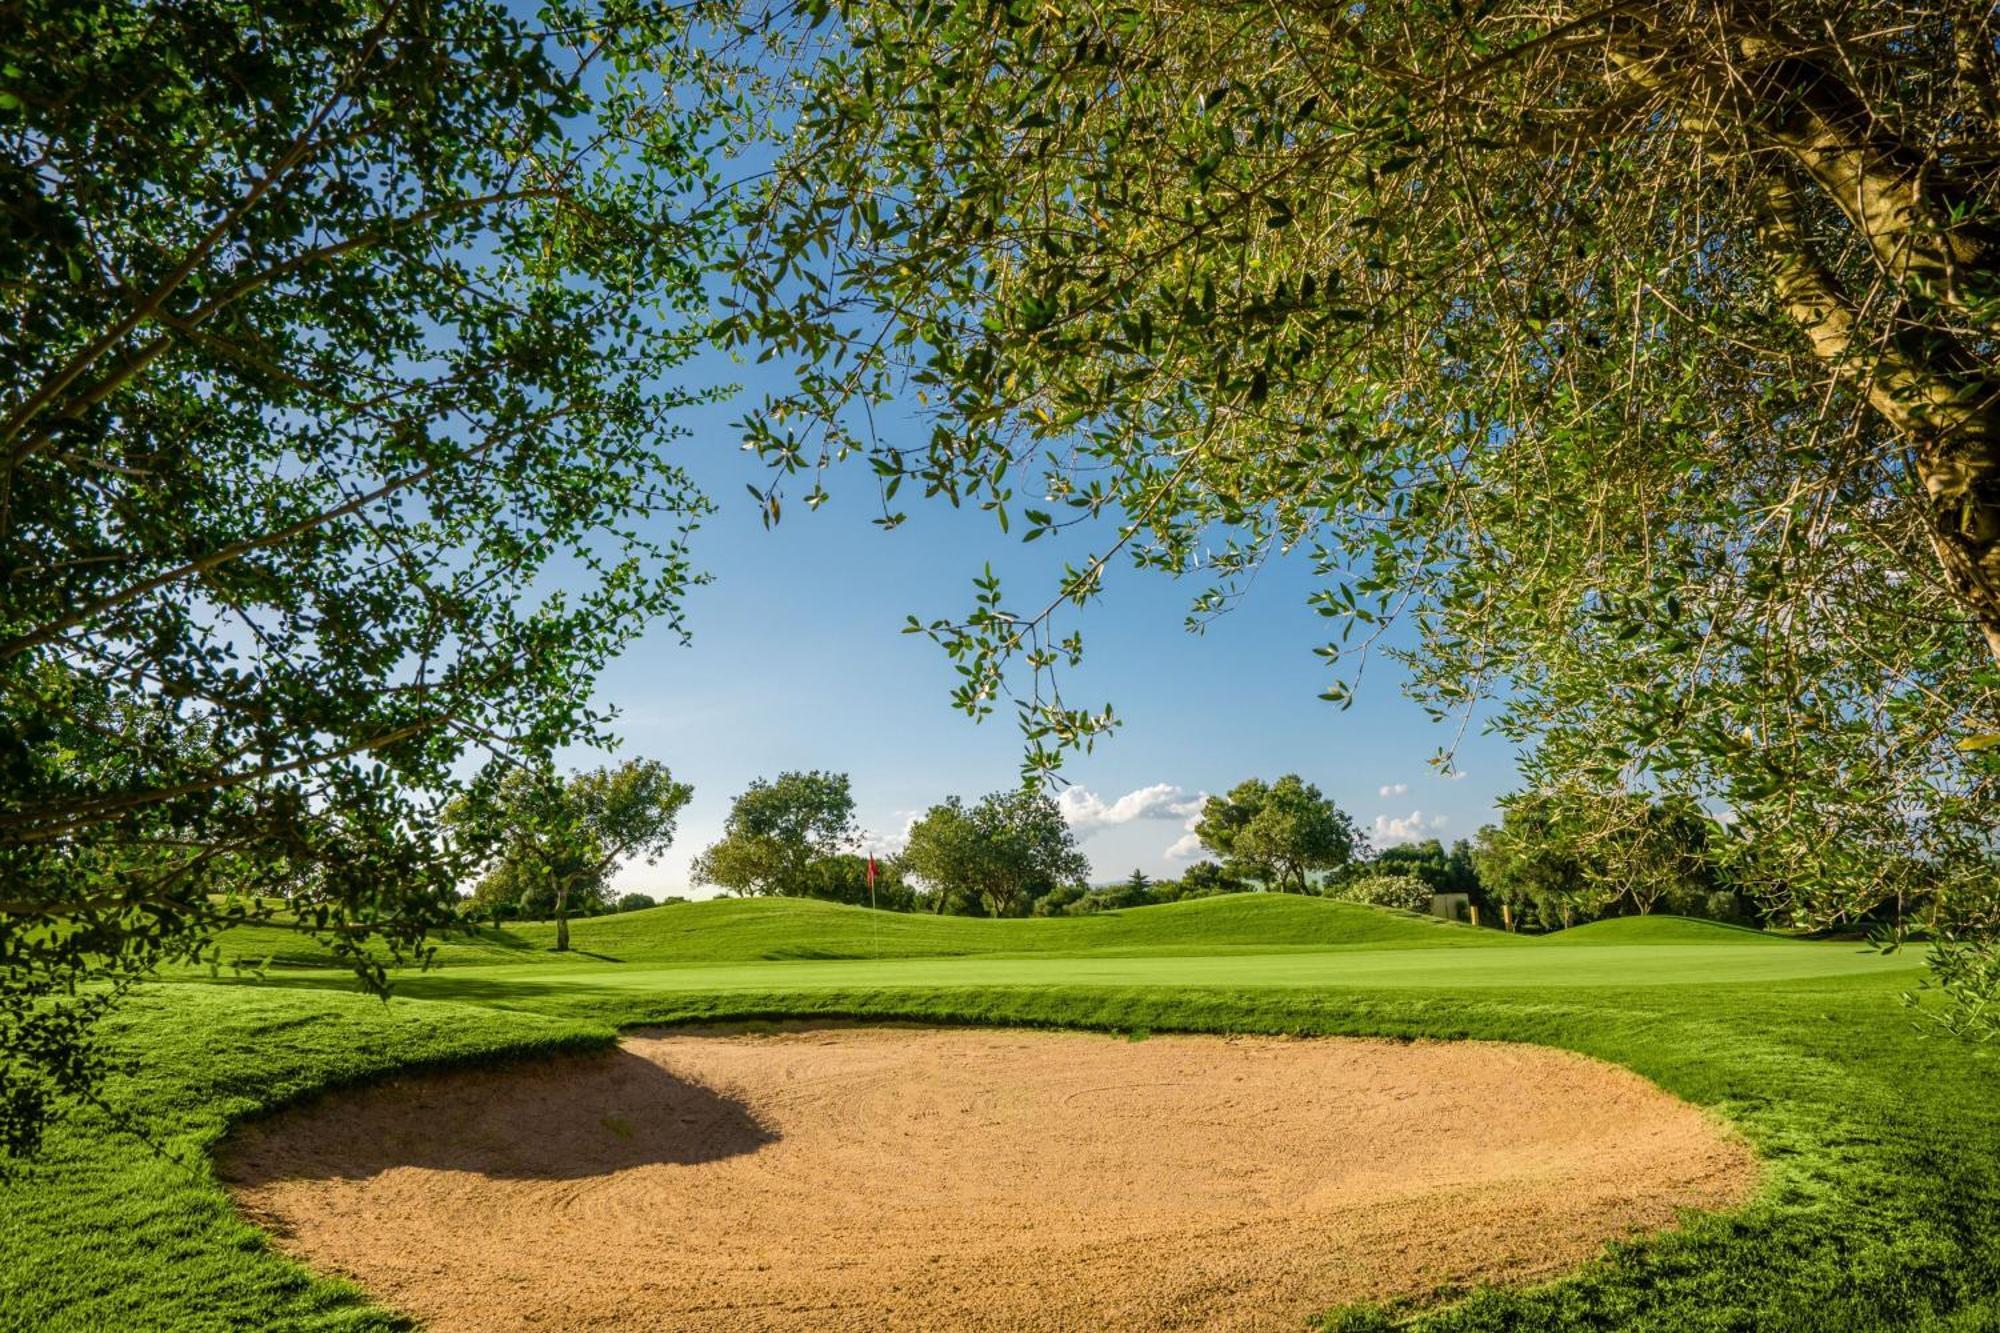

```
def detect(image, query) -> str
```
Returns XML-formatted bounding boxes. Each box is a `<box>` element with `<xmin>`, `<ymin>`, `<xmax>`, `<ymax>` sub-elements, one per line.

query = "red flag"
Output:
<box><xmin>866</xmin><ymin>855</ymin><xmax>877</xmax><ymax>888</ymax></box>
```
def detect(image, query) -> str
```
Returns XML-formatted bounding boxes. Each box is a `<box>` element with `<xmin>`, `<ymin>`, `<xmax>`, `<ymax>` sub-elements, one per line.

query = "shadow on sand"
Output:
<box><xmin>219</xmin><ymin>1047</ymin><xmax>775</xmax><ymax>1185</ymax></box>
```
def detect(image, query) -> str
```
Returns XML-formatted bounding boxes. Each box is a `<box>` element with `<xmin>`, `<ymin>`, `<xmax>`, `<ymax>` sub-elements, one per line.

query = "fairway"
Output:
<box><xmin>203</xmin><ymin>897</ymin><xmax>1915</xmax><ymax>1003</ymax></box>
<box><xmin>337</xmin><ymin>939</ymin><xmax>1910</xmax><ymax>1005</ymax></box>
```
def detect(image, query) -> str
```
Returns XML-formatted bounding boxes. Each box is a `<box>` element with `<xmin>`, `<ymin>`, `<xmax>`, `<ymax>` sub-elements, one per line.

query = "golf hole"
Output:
<box><xmin>219</xmin><ymin>1025</ymin><xmax>1756</xmax><ymax>1330</ymax></box>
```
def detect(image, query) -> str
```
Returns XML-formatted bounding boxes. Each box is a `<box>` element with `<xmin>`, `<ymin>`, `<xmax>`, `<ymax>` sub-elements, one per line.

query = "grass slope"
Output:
<box><xmin>187</xmin><ymin>893</ymin><xmax>1513</xmax><ymax>974</ymax></box>
<box><xmin>1540</xmin><ymin>915</ymin><xmax>1799</xmax><ymax>946</ymax></box>
<box><xmin>409</xmin><ymin>939</ymin><xmax>1901</xmax><ymax>1002</ymax></box>
<box><xmin>199</xmin><ymin>894</ymin><xmax>1834</xmax><ymax>975</ymax></box>
<box><xmin>510</xmin><ymin>893</ymin><xmax>1519</xmax><ymax>962</ymax></box>
<box><xmin>8</xmin><ymin>898</ymin><xmax>1997</xmax><ymax>1332</ymax></box>
<box><xmin>200</xmin><ymin>920</ymin><xmax>565</xmax><ymax>971</ymax></box>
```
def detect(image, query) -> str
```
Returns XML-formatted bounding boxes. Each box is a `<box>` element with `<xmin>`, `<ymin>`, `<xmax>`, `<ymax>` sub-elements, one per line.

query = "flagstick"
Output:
<box><xmin>867</xmin><ymin>853</ymin><xmax>880</xmax><ymax>958</ymax></box>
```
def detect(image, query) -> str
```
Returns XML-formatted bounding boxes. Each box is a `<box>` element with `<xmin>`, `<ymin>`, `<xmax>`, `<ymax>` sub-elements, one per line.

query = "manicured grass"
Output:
<box><xmin>194</xmin><ymin>894</ymin><xmax>1520</xmax><ymax>974</ymax></box>
<box><xmin>8</xmin><ymin>896</ymin><xmax>1999</xmax><ymax>1331</ymax></box>
<box><xmin>197</xmin><ymin>920</ymin><xmax>566</xmax><ymax>971</ymax></box>
<box><xmin>1540</xmin><ymin>915</ymin><xmax>1799</xmax><ymax>946</ymax></box>
<box><xmin>511</xmin><ymin>893</ymin><xmax>1523</xmax><ymax>960</ymax></box>
<box><xmin>209</xmin><ymin>939</ymin><xmax>1910</xmax><ymax>1017</ymax></box>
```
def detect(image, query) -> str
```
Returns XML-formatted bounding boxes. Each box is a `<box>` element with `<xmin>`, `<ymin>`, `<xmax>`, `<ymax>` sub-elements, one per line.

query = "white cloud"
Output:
<box><xmin>1058</xmin><ymin>783</ymin><xmax>1215</xmax><ymax>862</ymax></box>
<box><xmin>858</xmin><ymin>811</ymin><xmax>920</xmax><ymax>857</ymax></box>
<box><xmin>1371</xmin><ymin>809</ymin><xmax>1449</xmax><ymax>845</ymax></box>
<box><xmin>1378</xmin><ymin>782</ymin><xmax>1408</xmax><ymax>797</ymax></box>
<box><xmin>1059</xmin><ymin>783</ymin><xmax>1205</xmax><ymax>835</ymax></box>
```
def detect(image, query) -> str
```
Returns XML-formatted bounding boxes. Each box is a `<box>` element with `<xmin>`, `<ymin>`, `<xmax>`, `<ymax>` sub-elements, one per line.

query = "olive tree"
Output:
<box><xmin>1473</xmin><ymin>789</ymin><xmax>1718</xmax><ymax>927</ymax></box>
<box><xmin>726</xmin><ymin>0</ymin><xmax>2000</xmax><ymax>1017</ymax></box>
<box><xmin>1472</xmin><ymin>798</ymin><xmax>1611</xmax><ymax>931</ymax></box>
<box><xmin>1597</xmin><ymin>796</ymin><xmax>1720</xmax><ymax>917</ymax></box>
<box><xmin>0</xmin><ymin>0</ymin><xmax>737</xmax><ymax>1154</ymax></box>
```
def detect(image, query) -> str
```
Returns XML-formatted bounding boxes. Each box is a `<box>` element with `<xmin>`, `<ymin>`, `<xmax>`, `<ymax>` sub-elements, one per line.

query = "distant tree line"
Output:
<box><xmin>455</xmin><ymin>761</ymin><xmax>1954</xmax><ymax>937</ymax></box>
<box><xmin>1467</xmin><ymin>788</ymin><xmax>1958</xmax><ymax>935</ymax></box>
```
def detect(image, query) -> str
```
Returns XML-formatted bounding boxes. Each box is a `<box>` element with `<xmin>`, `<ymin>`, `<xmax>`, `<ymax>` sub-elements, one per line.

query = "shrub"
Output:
<box><xmin>1035</xmin><ymin>883</ymin><xmax>1089</xmax><ymax>916</ymax></box>
<box><xmin>1328</xmin><ymin>872</ymin><xmax>1433</xmax><ymax>913</ymax></box>
<box><xmin>1169</xmin><ymin>861</ymin><xmax>1249</xmax><ymax>898</ymax></box>
<box><xmin>1907</xmin><ymin>930</ymin><xmax>2000</xmax><ymax>1044</ymax></box>
<box><xmin>1700</xmin><ymin>890</ymin><xmax>1752</xmax><ymax>924</ymax></box>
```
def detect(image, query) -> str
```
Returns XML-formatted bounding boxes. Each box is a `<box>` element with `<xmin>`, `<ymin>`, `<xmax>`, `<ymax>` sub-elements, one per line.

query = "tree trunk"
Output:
<box><xmin>1744</xmin><ymin>49</ymin><xmax>2000</xmax><ymax>661</ymax></box>
<box><xmin>1604</xmin><ymin>22</ymin><xmax>2000</xmax><ymax>662</ymax></box>
<box><xmin>554</xmin><ymin>880</ymin><xmax>570</xmax><ymax>952</ymax></box>
<box><xmin>1754</xmin><ymin>168</ymin><xmax>2000</xmax><ymax>662</ymax></box>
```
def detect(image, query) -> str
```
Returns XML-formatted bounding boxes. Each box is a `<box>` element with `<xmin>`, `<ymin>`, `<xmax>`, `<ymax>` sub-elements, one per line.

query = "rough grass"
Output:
<box><xmin>8</xmin><ymin>896</ymin><xmax>1999</xmax><ymax>1331</ymax></box>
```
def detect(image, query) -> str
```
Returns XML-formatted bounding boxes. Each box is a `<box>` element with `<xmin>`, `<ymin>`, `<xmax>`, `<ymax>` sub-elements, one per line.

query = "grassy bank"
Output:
<box><xmin>6</xmin><ymin>898</ymin><xmax>1997</xmax><ymax>1331</ymax></box>
<box><xmin>195</xmin><ymin>894</ymin><xmax>1521</xmax><ymax>973</ymax></box>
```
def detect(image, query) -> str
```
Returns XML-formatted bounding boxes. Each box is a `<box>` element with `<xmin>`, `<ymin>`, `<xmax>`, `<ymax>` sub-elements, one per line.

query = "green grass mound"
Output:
<box><xmin>1541</xmin><ymin>915</ymin><xmax>1794</xmax><ymax>946</ymax></box>
<box><xmin>506</xmin><ymin>892</ymin><xmax>1515</xmax><ymax>964</ymax></box>
<box><xmin>198</xmin><ymin>892</ymin><xmax>1515</xmax><ymax>973</ymax></box>
<box><xmin>194</xmin><ymin>897</ymin><xmax>1824</xmax><ymax>977</ymax></box>
<box><xmin>186</xmin><ymin>920</ymin><xmax>565</xmax><ymax>972</ymax></box>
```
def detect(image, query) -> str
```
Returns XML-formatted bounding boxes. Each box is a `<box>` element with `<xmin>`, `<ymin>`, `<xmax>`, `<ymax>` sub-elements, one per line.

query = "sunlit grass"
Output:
<box><xmin>7</xmin><ymin>896</ymin><xmax>1996</xmax><ymax>1330</ymax></box>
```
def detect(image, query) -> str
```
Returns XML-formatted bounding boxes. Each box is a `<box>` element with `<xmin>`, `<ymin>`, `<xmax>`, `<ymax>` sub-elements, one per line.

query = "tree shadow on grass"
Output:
<box><xmin>185</xmin><ymin>971</ymin><xmax>632</xmax><ymax>1008</ymax></box>
<box><xmin>218</xmin><ymin>1047</ymin><xmax>775</xmax><ymax>1185</ymax></box>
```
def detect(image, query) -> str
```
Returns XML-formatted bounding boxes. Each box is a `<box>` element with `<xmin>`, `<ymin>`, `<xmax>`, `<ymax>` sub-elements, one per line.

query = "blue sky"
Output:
<box><xmin>576</xmin><ymin>349</ymin><xmax>1524</xmax><ymax>899</ymax></box>
<box><xmin>511</xmin><ymin>18</ymin><xmax>1518</xmax><ymax>895</ymax></box>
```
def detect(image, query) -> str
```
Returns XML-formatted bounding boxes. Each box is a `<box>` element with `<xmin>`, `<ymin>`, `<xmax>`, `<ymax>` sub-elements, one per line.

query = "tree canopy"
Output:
<box><xmin>1372</xmin><ymin>839</ymin><xmax>1481</xmax><ymax>898</ymax></box>
<box><xmin>805</xmin><ymin>852</ymin><xmax>918</xmax><ymax>911</ymax></box>
<box><xmin>902</xmin><ymin>788</ymin><xmax>1090</xmax><ymax>916</ymax></box>
<box><xmin>1194</xmin><ymin>776</ymin><xmax>1360</xmax><ymax>892</ymax></box>
<box><xmin>1472</xmin><ymin>790</ymin><xmax>1720</xmax><ymax>927</ymax></box>
<box><xmin>728</xmin><ymin>0</ymin><xmax>2000</xmax><ymax>971</ymax></box>
<box><xmin>1173</xmin><ymin>861</ymin><xmax>1250</xmax><ymax>899</ymax></box>
<box><xmin>448</xmin><ymin>758</ymin><xmax>693</xmax><ymax>950</ymax></box>
<box><xmin>691</xmin><ymin>770</ymin><xmax>861</xmax><ymax>897</ymax></box>
<box><xmin>1472</xmin><ymin>798</ymin><xmax>1602</xmax><ymax>931</ymax></box>
<box><xmin>0</xmin><ymin>0</ymin><xmax>734</xmax><ymax>1155</ymax></box>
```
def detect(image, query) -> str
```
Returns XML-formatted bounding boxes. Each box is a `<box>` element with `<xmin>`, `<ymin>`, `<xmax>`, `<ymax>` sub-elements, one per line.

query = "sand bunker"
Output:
<box><xmin>220</xmin><ymin>1026</ymin><xmax>1755</xmax><ymax>1331</ymax></box>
